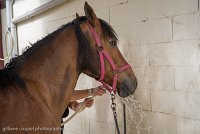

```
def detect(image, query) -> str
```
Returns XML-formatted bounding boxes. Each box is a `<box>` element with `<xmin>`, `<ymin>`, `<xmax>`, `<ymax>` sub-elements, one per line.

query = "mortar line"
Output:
<box><xmin>173</xmin><ymin>66</ymin><xmax>176</xmax><ymax>91</ymax></box>
<box><xmin>171</xmin><ymin>17</ymin><xmax>174</xmax><ymax>41</ymax></box>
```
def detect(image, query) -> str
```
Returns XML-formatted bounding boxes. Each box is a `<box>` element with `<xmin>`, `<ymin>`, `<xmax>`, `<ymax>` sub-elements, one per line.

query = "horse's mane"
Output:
<box><xmin>0</xmin><ymin>16</ymin><xmax>117</xmax><ymax>90</ymax></box>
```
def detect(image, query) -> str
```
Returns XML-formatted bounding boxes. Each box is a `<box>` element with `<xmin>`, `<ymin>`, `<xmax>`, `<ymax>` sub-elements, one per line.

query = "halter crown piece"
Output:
<box><xmin>87</xmin><ymin>21</ymin><xmax>131</xmax><ymax>94</ymax></box>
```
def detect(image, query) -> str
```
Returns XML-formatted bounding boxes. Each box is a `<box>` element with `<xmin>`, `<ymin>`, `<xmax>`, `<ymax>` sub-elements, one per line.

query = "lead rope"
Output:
<box><xmin>110</xmin><ymin>93</ymin><xmax>120</xmax><ymax>134</ymax></box>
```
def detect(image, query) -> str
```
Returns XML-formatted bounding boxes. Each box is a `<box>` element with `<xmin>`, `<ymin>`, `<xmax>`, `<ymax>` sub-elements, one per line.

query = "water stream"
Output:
<box><xmin>118</xmin><ymin>96</ymin><xmax>152</xmax><ymax>134</ymax></box>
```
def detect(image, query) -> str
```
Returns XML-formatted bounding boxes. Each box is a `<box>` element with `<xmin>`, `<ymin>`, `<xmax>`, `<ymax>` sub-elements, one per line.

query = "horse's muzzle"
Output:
<box><xmin>118</xmin><ymin>77</ymin><xmax>137</xmax><ymax>98</ymax></box>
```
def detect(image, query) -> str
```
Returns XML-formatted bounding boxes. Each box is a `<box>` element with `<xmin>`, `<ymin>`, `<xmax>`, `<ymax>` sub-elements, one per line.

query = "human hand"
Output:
<box><xmin>83</xmin><ymin>98</ymin><xmax>94</xmax><ymax>108</ymax></box>
<box><xmin>92</xmin><ymin>86</ymin><xmax>106</xmax><ymax>96</ymax></box>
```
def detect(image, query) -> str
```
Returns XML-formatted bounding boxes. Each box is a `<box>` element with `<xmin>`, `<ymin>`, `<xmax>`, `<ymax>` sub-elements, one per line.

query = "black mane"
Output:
<box><xmin>0</xmin><ymin>16</ymin><xmax>117</xmax><ymax>90</ymax></box>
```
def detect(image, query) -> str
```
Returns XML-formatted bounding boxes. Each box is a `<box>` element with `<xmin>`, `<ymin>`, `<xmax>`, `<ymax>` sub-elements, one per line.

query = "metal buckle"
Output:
<box><xmin>97</xmin><ymin>45</ymin><xmax>103</xmax><ymax>51</ymax></box>
<box><xmin>113</xmin><ymin>69</ymin><xmax>119</xmax><ymax>75</ymax></box>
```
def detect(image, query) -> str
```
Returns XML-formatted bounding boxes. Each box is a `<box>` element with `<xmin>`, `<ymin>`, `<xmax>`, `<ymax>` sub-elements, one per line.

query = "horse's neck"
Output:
<box><xmin>19</xmin><ymin>28</ymin><xmax>81</xmax><ymax>116</ymax></box>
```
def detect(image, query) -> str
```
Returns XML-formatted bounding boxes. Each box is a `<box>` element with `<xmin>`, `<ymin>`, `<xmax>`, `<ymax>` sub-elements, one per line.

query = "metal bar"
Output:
<box><xmin>0</xmin><ymin>6</ymin><xmax>4</xmax><ymax>68</ymax></box>
<box><xmin>123</xmin><ymin>103</ymin><xmax>126</xmax><ymax>134</ymax></box>
<box><xmin>6</xmin><ymin>0</ymin><xmax>18</xmax><ymax>57</ymax></box>
<box><xmin>12</xmin><ymin>0</ymin><xmax>67</xmax><ymax>24</ymax></box>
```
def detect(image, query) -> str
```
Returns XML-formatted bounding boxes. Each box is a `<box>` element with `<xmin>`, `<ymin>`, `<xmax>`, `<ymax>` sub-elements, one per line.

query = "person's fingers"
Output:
<box><xmin>85</xmin><ymin>102</ymin><xmax>93</xmax><ymax>105</ymax></box>
<box><xmin>97</xmin><ymin>88</ymin><xmax>105</xmax><ymax>92</ymax></box>
<box><xmin>85</xmin><ymin>98</ymin><xmax>93</xmax><ymax>103</ymax></box>
<box><xmin>99</xmin><ymin>88</ymin><xmax>106</xmax><ymax>94</ymax></box>
<box><xmin>84</xmin><ymin>98</ymin><xmax>94</xmax><ymax>105</ymax></box>
<box><xmin>98</xmin><ymin>86</ymin><xmax>106</xmax><ymax>91</ymax></box>
<box><xmin>85</xmin><ymin>100</ymin><xmax>94</xmax><ymax>107</ymax></box>
<box><xmin>93</xmin><ymin>86</ymin><xmax>106</xmax><ymax>96</ymax></box>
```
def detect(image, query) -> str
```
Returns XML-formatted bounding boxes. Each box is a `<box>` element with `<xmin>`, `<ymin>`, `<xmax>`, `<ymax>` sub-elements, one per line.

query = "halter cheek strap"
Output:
<box><xmin>87</xmin><ymin>21</ymin><xmax>131</xmax><ymax>94</ymax></box>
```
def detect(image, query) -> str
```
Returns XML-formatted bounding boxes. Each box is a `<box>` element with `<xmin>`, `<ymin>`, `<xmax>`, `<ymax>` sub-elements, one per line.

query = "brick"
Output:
<box><xmin>115</xmin><ymin>18</ymin><xmax>172</xmax><ymax>45</ymax></box>
<box><xmin>114</xmin><ymin>23</ymin><xmax>147</xmax><ymax>46</ymax></box>
<box><xmin>171</xmin><ymin>40</ymin><xmax>200</xmax><ymax>66</ymax></box>
<box><xmin>89</xmin><ymin>121</ymin><xmax>115</xmax><ymax>134</ymax></box>
<box><xmin>147</xmin><ymin>0</ymin><xmax>198</xmax><ymax>19</ymax></box>
<box><xmin>110</xmin><ymin>0</ymin><xmax>147</xmax><ymax>27</ymax></box>
<box><xmin>175</xmin><ymin>66</ymin><xmax>200</xmax><ymax>91</ymax></box>
<box><xmin>150</xmin><ymin>66</ymin><xmax>174</xmax><ymax>91</ymax></box>
<box><xmin>151</xmin><ymin>90</ymin><xmax>200</xmax><ymax>120</ymax></box>
<box><xmin>173</xmin><ymin>12</ymin><xmax>200</xmax><ymax>40</ymax></box>
<box><xmin>149</xmin><ymin>40</ymin><xmax>200</xmax><ymax>66</ymax></box>
<box><xmin>149</xmin><ymin>43</ymin><xmax>175</xmax><ymax>66</ymax></box>
<box><xmin>177</xmin><ymin>118</ymin><xmax>200</xmax><ymax>134</ymax></box>
<box><xmin>148</xmin><ymin>112</ymin><xmax>176</xmax><ymax>134</ymax></box>
<box><xmin>145</xmin><ymin>19</ymin><xmax>172</xmax><ymax>44</ymax></box>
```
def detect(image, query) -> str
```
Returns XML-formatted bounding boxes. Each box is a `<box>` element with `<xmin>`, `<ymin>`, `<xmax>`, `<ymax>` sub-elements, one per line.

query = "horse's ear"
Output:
<box><xmin>76</xmin><ymin>13</ymin><xmax>80</xmax><ymax>18</ymax></box>
<box><xmin>84</xmin><ymin>2</ymin><xmax>99</xmax><ymax>26</ymax></box>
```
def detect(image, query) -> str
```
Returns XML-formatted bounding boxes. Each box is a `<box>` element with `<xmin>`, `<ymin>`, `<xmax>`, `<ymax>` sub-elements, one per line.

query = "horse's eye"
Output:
<box><xmin>109</xmin><ymin>40</ymin><xmax>117</xmax><ymax>46</ymax></box>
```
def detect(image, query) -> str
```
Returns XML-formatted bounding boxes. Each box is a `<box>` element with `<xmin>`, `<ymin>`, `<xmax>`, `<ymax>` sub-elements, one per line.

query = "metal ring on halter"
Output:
<box><xmin>97</xmin><ymin>45</ymin><xmax>103</xmax><ymax>51</ymax></box>
<box><xmin>113</xmin><ymin>69</ymin><xmax>119</xmax><ymax>75</ymax></box>
<box><xmin>111</xmin><ymin>93</ymin><xmax>115</xmax><ymax>99</ymax></box>
<box><xmin>0</xmin><ymin>30</ymin><xmax>14</xmax><ymax>61</ymax></box>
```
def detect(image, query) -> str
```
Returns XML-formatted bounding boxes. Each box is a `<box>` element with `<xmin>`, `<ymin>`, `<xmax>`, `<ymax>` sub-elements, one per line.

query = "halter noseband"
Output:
<box><xmin>87</xmin><ymin>21</ymin><xmax>131</xmax><ymax>94</ymax></box>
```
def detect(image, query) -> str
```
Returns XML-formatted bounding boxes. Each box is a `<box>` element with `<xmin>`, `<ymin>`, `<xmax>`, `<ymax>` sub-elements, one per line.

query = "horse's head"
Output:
<box><xmin>77</xmin><ymin>2</ymin><xmax>137</xmax><ymax>98</ymax></box>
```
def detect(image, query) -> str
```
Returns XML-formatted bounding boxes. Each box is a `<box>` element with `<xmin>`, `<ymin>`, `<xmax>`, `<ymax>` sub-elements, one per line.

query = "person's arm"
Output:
<box><xmin>68</xmin><ymin>101</ymin><xmax>79</xmax><ymax>111</ymax></box>
<box><xmin>70</xmin><ymin>90</ymin><xmax>91</xmax><ymax>102</ymax></box>
<box><xmin>68</xmin><ymin>98</ymin><xmax>94</xmax><ymax>112</ymax></box>
<box><xmin>70</xmin><ymin>86</ymin><xmax>106</xmax><ymax>102</ymax></box>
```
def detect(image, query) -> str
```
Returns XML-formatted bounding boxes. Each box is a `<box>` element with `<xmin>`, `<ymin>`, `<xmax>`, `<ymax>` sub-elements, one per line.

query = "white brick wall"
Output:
<box><xmin>151</xmin><ymin>90</ymin><xmax>200</xmax><ymax>120</ymax></box>
<box><xmin>148</xmin><ymin>112</ymin><xmax>176</xmax><ymax>134</ymax></box>
<box><xmin>150</xmin><ymin>66</ymin><xmax>174</xmax><ymax>91</ymax></box>
<box><xmin>147</xmin><ymin>0</ymin><xmax>198</xmax><ymax>19</ymax></box>
<box><xmin>177</xmin><ymin>118</ymin><xmax>200</xmax><ymax>134</ymax></box>
<box><xmin>1</xmin><ymin>0</ymin><xmax>199</xmax><ymax>133</ymax></box>
<box><xmin>173</xmin><ymin>12</ymin><xmax>200</xmax><ymax>40</ymax></box>
<box><xmin>175</xmin><ymin>66</ymin><xmax>200</xmax><ymax>91</ymax></box>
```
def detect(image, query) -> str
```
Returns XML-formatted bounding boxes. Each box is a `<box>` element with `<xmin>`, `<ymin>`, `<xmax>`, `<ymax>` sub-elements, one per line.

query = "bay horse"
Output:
<box><xmin>0</xmin><ymin>2</ymin><xmax>137</xmax><ymax>134</ymax></box>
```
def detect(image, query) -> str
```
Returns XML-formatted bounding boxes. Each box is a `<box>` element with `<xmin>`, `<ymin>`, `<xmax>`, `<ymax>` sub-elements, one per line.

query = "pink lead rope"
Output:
<box><xmin>87</xmin><ymin>21</ymin><xmax>131</xmax><ymax>94</ymax></box>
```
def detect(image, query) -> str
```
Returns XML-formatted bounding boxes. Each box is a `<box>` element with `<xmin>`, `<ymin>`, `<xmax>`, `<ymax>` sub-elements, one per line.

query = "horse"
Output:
<box><xmin>0</xmin><ymin>2</ymin><xmax>137</xmax><ymax>134</ymax></box>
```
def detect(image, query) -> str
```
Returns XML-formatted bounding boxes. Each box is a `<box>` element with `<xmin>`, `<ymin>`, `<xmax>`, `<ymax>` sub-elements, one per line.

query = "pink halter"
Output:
<box><xmin>87</xmin><ymin>21</ymin><xmax>131</xmax><ymax>94</ymax></box>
